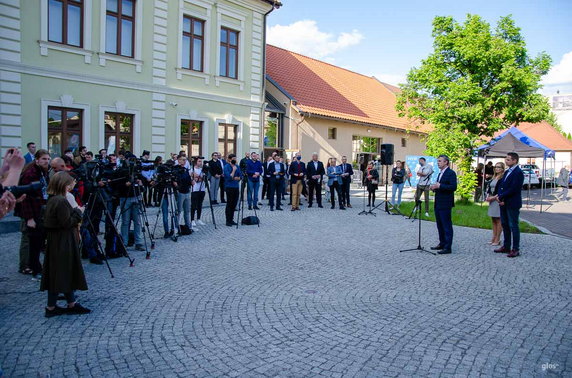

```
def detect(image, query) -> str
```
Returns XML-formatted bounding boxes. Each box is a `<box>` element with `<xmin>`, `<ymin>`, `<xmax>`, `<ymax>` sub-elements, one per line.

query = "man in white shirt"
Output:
<box><xmin>415</xmin><ymin>157</ymin><xmax>434</xmax><ymax>216</ymax></box>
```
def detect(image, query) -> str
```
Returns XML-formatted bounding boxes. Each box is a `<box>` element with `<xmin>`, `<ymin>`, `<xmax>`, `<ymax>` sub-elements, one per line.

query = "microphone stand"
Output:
<box><xmin>400</xmin><ymin>199</ymin><xmax>436</xmax><ymax>256</ymax></box>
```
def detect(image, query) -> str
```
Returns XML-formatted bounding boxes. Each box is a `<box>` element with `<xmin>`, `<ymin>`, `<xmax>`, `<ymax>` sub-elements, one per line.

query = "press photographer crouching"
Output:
<box><xmin>42</xmin><ymin>171</ymin><xmax>90</xmax><ymax>318</ymax></box>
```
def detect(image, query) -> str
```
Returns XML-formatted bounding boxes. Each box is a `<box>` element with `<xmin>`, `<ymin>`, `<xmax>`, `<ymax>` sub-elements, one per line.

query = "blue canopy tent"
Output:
<box><xmin>477</xmin><ymin>127</ymin><xmax>555</xmax><ymax>213</ymax></box>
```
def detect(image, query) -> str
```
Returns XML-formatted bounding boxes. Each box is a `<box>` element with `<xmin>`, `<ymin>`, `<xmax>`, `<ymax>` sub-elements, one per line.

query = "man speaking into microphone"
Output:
<box><xmin>429</xmin><ymin>155</ymin><xmax>457</xmax><ymax>255</ymax></box>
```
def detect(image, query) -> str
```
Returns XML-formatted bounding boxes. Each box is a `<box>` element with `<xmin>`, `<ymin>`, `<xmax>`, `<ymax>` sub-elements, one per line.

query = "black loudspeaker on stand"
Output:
<box><xmin>400</xmin><ymin>199</ymin><xmax>436</xmax><ymax>256</ymax></box>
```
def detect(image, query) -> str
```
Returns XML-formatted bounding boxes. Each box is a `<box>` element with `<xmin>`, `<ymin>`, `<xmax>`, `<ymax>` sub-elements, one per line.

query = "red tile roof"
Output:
<box><xmin>266</xmin><ymin>45</ymin><xmax>429</xmax><ymax>133</ymax></box>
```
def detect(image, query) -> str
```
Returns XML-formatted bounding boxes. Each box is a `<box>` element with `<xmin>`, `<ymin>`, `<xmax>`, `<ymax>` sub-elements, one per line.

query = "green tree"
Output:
<box><xmin>396</xmin><ymin>15</ymin><xmax>551</xmax><ymax>201</ymax></box>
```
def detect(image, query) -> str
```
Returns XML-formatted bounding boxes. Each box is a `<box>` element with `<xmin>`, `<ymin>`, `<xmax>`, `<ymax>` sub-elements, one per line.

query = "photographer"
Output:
<box><xmin>115</xmin><ymin>159</ymin><xmax>144</xmax><ymax>251</ymax></box>
<box><xmin>15</xmin><ymin>149</ymin><xmax>50</xmax><ymax>279</ymax></box>
<box><xmin>154</xmin><ymin>160</ymin><xmax>178</xmax><ymax>238</ymax></box>
<box><xmin>173</xmin><ymin>155</ymin><xmax>193</xmax><ymax>235</ymax></box>
<box><xmin>208</xmin><ymin>152</ymin><xmax>223</xmax><ymax>205</ymax></box>
<box><xmin>190</xmin><ymin>157</ymin><xmax>207</xmax><ymax>227</ymax></box>
<box><xmin>223</xmin><ymin>154</ymin><xmax>241</xmax><ymax>226</ymax></box>
<box><xmin>140</xmin><ymin>150</ymin><xmax>155</xmax><ymax>207</ymax></box>
<box><xmin>246</xmin><ymin>152</ymin><xmax>263</xmax><ymax>210</ymax></box>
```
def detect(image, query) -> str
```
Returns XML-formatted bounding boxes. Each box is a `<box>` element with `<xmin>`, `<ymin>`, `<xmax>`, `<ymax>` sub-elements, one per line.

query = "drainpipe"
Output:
<box><xmin>259</xmin><ymin>1</ymin><xmax>280</xmax><ymax>155</ymax></box>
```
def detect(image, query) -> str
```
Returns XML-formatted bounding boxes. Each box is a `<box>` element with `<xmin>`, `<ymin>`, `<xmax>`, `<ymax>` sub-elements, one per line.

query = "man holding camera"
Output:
<box><xmin>173</xmin><ymin>155</ymin><xmax>193</xmax><ymax>235</ymax></box>
<box><xmin>223</xmin><ymin>154</ymin><xmax>242</xmax><ymax>226</ymax></box>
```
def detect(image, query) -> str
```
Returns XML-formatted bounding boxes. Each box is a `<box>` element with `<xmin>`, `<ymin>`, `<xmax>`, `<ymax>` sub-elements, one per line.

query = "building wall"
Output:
<box><xmin>0</xmin><ymin>0</ymin><xmax>272</xmax><ymax>159</ymax></box>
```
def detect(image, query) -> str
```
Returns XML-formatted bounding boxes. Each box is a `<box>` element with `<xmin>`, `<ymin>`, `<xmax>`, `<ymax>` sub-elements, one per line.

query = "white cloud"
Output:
<box><xmin>543</xmin><ymin>51</ymin><xmax>572</xmax><ymax>85</ymax></box>
<box><xmin>267</xmin><ymin>20</ymin><xmax>363</xmax><ymax>60</ymax></box>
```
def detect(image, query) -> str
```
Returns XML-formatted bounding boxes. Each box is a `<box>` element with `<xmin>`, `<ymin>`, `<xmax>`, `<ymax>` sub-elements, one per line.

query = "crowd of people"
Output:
<box><xmin>0</xmin><ymin>141</ymin><xmax>544</xmax><ymax>317</ymax></box>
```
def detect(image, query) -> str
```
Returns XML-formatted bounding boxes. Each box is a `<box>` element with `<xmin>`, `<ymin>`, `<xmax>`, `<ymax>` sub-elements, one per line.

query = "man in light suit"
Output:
<box><xmin>430</xmin><ymin>155</ymin><xmax>457</xmax><ymax>255</ymax></box>
<box><xmin>24</xmin><ymin>142</ymin><xmax>36</xmax><ymax>164</ymax></box>
<box><xmin>491</xmin><ymin>152</ymin><xmax>525</xmax><ymax>258</ymax></box>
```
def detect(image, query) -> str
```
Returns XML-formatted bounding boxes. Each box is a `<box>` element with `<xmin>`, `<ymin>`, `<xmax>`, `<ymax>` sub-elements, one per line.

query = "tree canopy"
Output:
<box><xmin>396</xmin><ymin>14</ymin><xmax>552</xmax><ymax>200</ymax></box>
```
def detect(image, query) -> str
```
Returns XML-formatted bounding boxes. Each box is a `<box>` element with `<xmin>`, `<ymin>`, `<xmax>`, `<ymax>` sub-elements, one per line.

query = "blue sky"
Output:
<box><xmin>267</xmin><ymin>0</ymin><xmax>572</xmax><ymax>94</ymax></box>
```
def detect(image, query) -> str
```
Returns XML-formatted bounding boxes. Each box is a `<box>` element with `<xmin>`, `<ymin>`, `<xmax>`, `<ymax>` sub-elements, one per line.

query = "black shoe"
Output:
<box><xmin>212</xmin><ymin>200</ymin><xmax>219</xmax><ymax>205</ymax></box>
<box><xmin>318</xmin><ymin>205</ymin><xmax>323</xmax><ymax>208</ymax></box>
<box><xmin>45</xmin><ymin>306</ymin><xmax>66</xmax><ymax>318</ymax></box>
<box><xmin>270</xmin><ymin>207</ymin><xmax>274</xmax><ymax>211</ymax></box>
<box><xmin>340</xmin><ymin>206</ymin><xmax>346</xmax><ymax>210</ymax></box>
<box><xmin>221</xmin><ymin>200</ymin><xmax>226</xmax><ymax>203</ymax></box>
<box><xmin>248</xmin><ymin>206</ymin><xmax>252</xmax><ymax>210</ymax></box>
<box><xmin>276</xmin><ymin>207</ymin><xmax>283</xmax><ymax>211</ymax></box>
<box><xmin>437</xmin><ymin>249</ymin><xmax>452</xmax><ymax>255</ymax></box>
<box><xmin>226</xmin><ymin>222</ymin><xmax>236</xmax><ymax>227</ymax></box>
<box><xmin>331</xmin><ymin>205</ymin><xmax>335</xmax><ymax>209</ymax></box>
<box><xmin>135</xmin><ymin>245</ymin><xmax>145</xmax><ymax>251</ymax></box>
<box><xmin>163</xmin><ymin>232</ymin><xmax>171</xmax><ymax>239</ymax></box>
<box><xmin>253</xmin><ymin>206</ymin><xmax>260</xmax><ymax>210</ymax></box>
<box><xmin>89</xmin><ymin>257</ymin><xmax>104</xmax><ymax>265</ymax></box>
<box><xmin>179</xmin><ymin>225</ymin><xmax>193</xmax><ymax>235</ymax></box>
<box><xmin>66</xmin><ymin>303</ymin><xmax>91</xmax><ymax>315</ymax></box>
<box><xmin>308</xmin><ymin>204</ymin><xmax>313</xmax><ymax>208</ymax></box>
<box><xmin>430</xmin><ymin>245</ymin><xmax>444</xmax><ymax>250</ymax></box>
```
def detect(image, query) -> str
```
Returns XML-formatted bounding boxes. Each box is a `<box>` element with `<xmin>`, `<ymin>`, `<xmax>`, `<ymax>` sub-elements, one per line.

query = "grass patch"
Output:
<box><xmin>396</xmin><ymin>200</ymin><xmax>542</xmax><ymax>234</ymax></box>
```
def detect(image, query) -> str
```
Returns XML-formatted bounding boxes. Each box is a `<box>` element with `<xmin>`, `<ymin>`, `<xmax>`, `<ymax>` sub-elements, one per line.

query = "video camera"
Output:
<box><xmin>0</xmin><ymin>182</ymin><xmax>42</xmax><ymax>198</ymax></box>
<box><xmin>155</xmin><ymin>161</ymin><xmax>185</xmax><ymax>184</ymax></box>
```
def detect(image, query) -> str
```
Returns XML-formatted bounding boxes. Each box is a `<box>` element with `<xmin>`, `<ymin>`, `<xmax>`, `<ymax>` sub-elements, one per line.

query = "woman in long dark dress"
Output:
<box><xmin>41</xmin><ymin>171</ymin><xmax>91</xmax><ymax>318</ymax></box>
<box><xmin>365</xmin><ymin>161</ymin><xmax>379</xmax><ymax>207</ymax></box>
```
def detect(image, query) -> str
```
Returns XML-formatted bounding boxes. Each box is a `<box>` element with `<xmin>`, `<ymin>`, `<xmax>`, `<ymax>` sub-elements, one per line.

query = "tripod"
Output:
<box><xmin>400</xmin><ymin>199</ymin><xmax>436</xmax><ymax>255</ymax></box>
<box><xmin>151</xmin><ymin>182</ymin><xmax>180</xmax><ymax>242</ymax></box>
<box><xmin>236</xmin><ymin>173</ymin><xmax>260</xmax><ymax>228</ymax></box>
<box><xmin>368</xmin><ymin>165</ymin><xmax>397</xmax><ymax>215</ymax></box>
<box><xmin>358</xmin><ymin>178</ymin><xmax>375</xmax><ymax>216</ymax></box>
<box><xmin>82</xmin><ymin>183</ymin><xmax>135</xmax><ymax>270</ymax></box>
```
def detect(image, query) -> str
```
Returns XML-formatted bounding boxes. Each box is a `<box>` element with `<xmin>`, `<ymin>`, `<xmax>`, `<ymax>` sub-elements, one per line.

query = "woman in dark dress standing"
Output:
<box><xmin>41</xmin><ymin>171</ymin><xmax>91</xmax><ymax>318</ymax></box>
<box><xmin>365</xmin><ymin>161</ymin><xmax>379</xmax><ymax>207</ymax></box>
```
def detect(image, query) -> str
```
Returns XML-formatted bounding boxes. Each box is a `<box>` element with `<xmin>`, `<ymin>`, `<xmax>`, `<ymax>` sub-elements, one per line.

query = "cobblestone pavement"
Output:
<box><xmin>0</xmin><ymin>196</ymin><xmax>571</xmax><ymax>377</ymax></box>
<box><xmin>518</xmin><ymin>188</ymin><xmax>572</xmax><ymax>239</ymax></box>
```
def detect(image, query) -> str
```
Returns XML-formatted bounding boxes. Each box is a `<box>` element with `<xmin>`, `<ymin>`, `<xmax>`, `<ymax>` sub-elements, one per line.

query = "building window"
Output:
<box><xmin>182</xmin><ymin>16</ymin><xmax>204</xmax><ymax>72</ymax></box>
<box><xmin>401</xmin><ymin>138</ymin><xmax>407</xmax><ymax>147</ymax></box>
<box><xmin>352</xmin><ymin>135</ymin><xmax>382</xmax><ymax>163</ymax></box>
<box><xmin>106</xmin><ymin>0</ymin><xmax>135</xmax><ymax>57</ymax></box>
<box><xmin>180</xmin><ymin>120</ymin><xmax>202</xmax><ymax>157</ymax></box>
<box><xmin>47</xmin><ymin>107</ymin><xmax>83</xmax><ymax>157</ymax></box>
<box><xmin>264</xmin><ymin>112</ymin><xmax>279</xmax><ymax>148</ymax></box>
<box><xmin>218</xmin><ymin>123</ymin><xmax>237</xmax><ymax>157</ymax></box>
<box><xmin>104</xmin><ymin>112</ymin><xmax>133</xmax><ymax>153</ymax></box>
<box><xmin>48</xmin><ymin>0</ymin><xmax>83</xmax><ymax>47</ymax></box>
<box><xmin>219</xmin><ymin>27</ymin><xmax>239</xmax><ymax>79</ymax></box>
<box><xmin>328</xmin><ymin>128</ymin><xmax>337</xmax><ymax>140</ymax></box>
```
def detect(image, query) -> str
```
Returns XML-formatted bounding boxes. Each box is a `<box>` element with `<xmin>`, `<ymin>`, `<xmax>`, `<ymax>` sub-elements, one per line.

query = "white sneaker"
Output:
<box><xmin>191</xmin><ymin>221</ymin><xmax>197</xmax><ymax>227</ymax></box>
<box><xmin>197</xmin><ymin>219</ymin><xmax>206</xmax><ymax>226</ymax></box>
<box><xmin>425</xmin><ymin>212</ymin><xmax>429</xmax><ymax>217</ymax></box>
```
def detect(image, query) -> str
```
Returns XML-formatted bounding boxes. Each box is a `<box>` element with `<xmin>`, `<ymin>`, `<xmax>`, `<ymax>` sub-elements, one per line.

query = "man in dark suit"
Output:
<box><xmin>339</xmin><ymin>155</ymin><xmax>354</xmax><ymax>208</ymax></box>
<box><xmin>492</xmin><ymin>152</ymin><xmax>525</xmax><ymax>258</ymax></box>
<box><xmin>24</xmin><ymin>142</ymin><xmax>36</xmax><ymax>164</ymax></box>
<box><xmin>430</xmin><ymin>155</ymin><xmax>457</xmax><ymax>254</ymax></box>
<box><xmin>266</xmin><ymin>154</ymin><xmax>285</xmax><ymax>211</ymax></box>
<box><xmin>306</xmin><ymin>153</ymin><xmax>325</xmax><ymax>208</ymax></box>
<box><xmin>288</xmin><ymin>152</ymin><xmax>306</xmax><ymax>211</ymax></box>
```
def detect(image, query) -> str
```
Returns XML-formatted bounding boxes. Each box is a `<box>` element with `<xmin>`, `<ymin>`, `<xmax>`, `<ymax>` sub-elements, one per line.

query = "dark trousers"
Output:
<box><xmin>220</xmin><ymin>177</ymin><xmax>226</xmax><ymax>202</ymax></box>
<box><xmin>191</xmin><ymin>191</ymin><xmax>205</xmax><ymax>220</ymax></box>
<box><xmin>268</xmin><ymin>179</ymin><xmax>283</xmax><ymax>208</ymax></box>
<box><xmin>261</xmin><ymin>177</ymin><xmax>269</xmax><ymax>200</ymax></box>
<box><xmin>329</xmin><ymin>182</ymin><xmax>344</xmax><ymax>208</ymax></box>
<box><xmin>27</xmin><ymin>222</ymin><xmax>45</xmax><ymax>275</ymax></box>
<box><xmin>435</xmin><ymin>207</ymin><xmax>454</xmax><ymax>250</ymax></box>
<box><xmin>308</xmin><ymin>179</ymin><xmax>322</xmax><ymax>205</ymax></box>
<box><xmin>145</xmin><ymin>185</ymin><xmax>153</xmax><ymax>206</ymax></box>
<box><xmin>225</xmin><ymin>187</ymin><xmax>239</xmax><ymax>223</ymax></box>
<box><xmin>19</xmin><ymin>219</ymin><xmax>30</xmax><ymax>271</ymax></box>
<box><xmin>341</xmin><ymin>179</ymin><xmax>351</xmax><ymax>205</ymax></box>
<box><xmin>500</xmin><ymin>206</ymin><xmax>520</xmax><ymax>251</ymax></box>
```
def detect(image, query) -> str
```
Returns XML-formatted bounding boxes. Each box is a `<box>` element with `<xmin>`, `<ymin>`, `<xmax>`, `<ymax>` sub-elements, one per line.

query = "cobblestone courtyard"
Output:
<box><xmin>0</xmin><ymin>201</ymin><xmax>571</xmax><ymax>377</ymax></box>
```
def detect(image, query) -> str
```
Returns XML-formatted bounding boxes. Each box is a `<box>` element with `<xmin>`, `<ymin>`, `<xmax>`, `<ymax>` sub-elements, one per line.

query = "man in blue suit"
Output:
<box><xmin>492</xmin><ymin>152</ymin><xmax>525</xmax><ymax>258</ymax></box>
<box><xmin>24</xmin><ymin>142</ymin><xmax>36</xmax><ymax>164</ymax></box>
<box><xmin>430</xmin><ymin>155</ymin><xmax>457</xmax><ymax>255</ymax></box>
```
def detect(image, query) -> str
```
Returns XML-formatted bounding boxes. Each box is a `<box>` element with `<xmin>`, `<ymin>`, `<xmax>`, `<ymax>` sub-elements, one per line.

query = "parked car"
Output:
<box><xmin>522</xmin><ymin>169</ymin><xmax>540</xmax><ymax>189</ymax></box>
<box><xmin>520</xmin><ymin>164</ymin><xmax>542</xmax><ymax>181</ymax></box>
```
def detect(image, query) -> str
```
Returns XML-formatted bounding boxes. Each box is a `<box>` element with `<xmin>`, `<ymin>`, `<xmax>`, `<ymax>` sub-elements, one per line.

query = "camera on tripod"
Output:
<box><xmin>155</xmin><ymin>162</ymin><xmax>185</xmax><ymax>184</ymax></box>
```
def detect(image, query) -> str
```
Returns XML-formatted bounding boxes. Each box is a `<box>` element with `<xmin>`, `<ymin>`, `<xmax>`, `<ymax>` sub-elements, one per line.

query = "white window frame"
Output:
<box><xmin>215</xmin><ymin>6</ymin><xmax>245</xmax><ymax>90</ymax></box>
<box><xmin>39</xmin><ymin>0</ymin><xmax>93</xmax><ymax>63</ymax></box>
<box><xmin>176</xmin><ymin>1</ymin><xmax>212</xmax><ymax>84</ymax></box>
<box><xmin>214</xmin><ymin>114</ymin><xmax>243</xmax><ymax>157</ymax></box>
<box><xmin>176</xmin><ymin>111</ymin><xmax>210</xmax><ymax>157</ymax></box>
<box><xmin>98</xmin><ymin>0</ymin><xmax>143</xmax><ymax>72</ymax></box>
<box><xmin>99</xmin><ymin>102</ymin><xmax>141</xmax><ymax>155</ymax></box>
<box><xmin>41</xmin><ymin>96</ymin><xmax>91</xmax><ymax>151</ymax></box>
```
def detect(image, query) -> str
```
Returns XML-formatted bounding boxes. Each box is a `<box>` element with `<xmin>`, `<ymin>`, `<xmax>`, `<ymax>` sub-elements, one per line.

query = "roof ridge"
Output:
<box><xmin>267</xmin><ymin>44</ymin><xmax>387</xmax><ymax>83</ymax></box>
